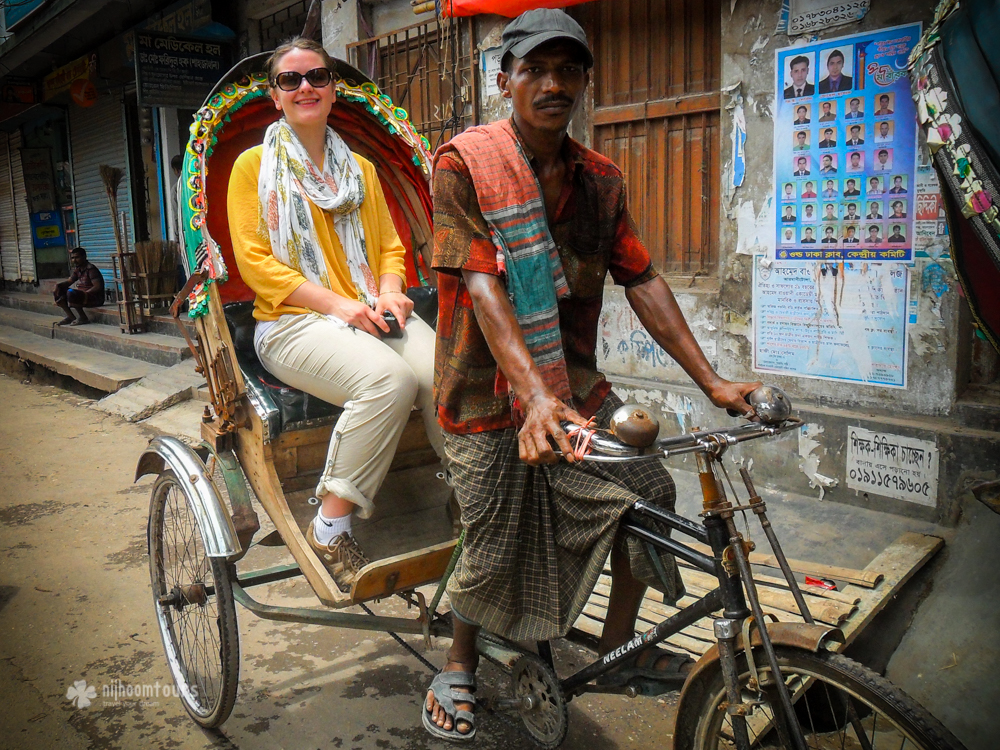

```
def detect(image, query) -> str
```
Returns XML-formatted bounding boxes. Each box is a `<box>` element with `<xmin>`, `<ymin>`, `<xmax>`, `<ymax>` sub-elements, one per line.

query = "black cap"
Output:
<box><xmin>500</xmin><ymin>9</ymin><xmax>593</xmax><ymax>68</ymax></box>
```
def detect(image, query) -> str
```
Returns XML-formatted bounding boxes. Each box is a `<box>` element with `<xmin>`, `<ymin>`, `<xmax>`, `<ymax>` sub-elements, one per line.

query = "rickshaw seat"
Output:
<box><xmin>223</xmin><ymin>301</ymin><xmax>342</xmax><ymax>440</ymax></box>
<box><xmin>222</xmin><ymin>290</ymin><xmax>438</xmax><ymax>441</ymax></box>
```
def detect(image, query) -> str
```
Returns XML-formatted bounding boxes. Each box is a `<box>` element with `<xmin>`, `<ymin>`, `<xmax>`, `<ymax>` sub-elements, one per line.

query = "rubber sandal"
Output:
<box><xmin>422</xmin><ymin>670</ymin><xmax>477</xmax><ymax>743</ymax></box>
<box><xmin>596</xmin><ymin>645</ymin><xmax>693</xmax><ymax>687</ymax></box>
<box><xmin>56</xmin><ymin>316</ymin><xmax>76</xmax><ymax>326</ymax></box>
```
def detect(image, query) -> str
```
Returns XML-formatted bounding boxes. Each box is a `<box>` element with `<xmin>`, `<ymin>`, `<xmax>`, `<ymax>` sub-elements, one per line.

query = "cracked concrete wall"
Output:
<box><xmin>716</xmin><ymin>0</ymin><xmax>959</xmax><ymax>418</ymax></box>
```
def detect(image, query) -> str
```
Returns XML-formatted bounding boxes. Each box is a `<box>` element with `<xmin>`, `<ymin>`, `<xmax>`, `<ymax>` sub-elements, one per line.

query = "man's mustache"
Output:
<box><xmin>534</xmin><ymin>96</ymin><xmax>573</xmax><ymax>108</ymax></box>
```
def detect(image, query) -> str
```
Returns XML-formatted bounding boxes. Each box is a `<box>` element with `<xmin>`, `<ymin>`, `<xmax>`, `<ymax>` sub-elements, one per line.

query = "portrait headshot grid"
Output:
<box><xmin>776</xmin><ymin>32</ymin><xmax>915</xmax><ymax>258</ymax></box>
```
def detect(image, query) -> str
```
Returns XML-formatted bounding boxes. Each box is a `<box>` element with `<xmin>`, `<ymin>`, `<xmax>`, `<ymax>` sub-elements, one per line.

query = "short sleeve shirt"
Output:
<box><xmin>433</xmin><ymin>123</ymin><xmax>657</xmax><ymax>434</ymax></box>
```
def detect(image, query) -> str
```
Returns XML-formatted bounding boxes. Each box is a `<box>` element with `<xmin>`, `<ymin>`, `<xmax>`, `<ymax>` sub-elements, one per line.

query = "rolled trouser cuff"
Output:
<box><xmin>315</xmin><ymin>476</ymin><xmax>373</xmax><ymax>519</ymax></box>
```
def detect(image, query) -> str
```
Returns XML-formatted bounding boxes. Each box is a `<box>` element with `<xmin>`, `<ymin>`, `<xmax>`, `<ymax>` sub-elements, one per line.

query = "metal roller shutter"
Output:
<box><xmin>0</xmin><ymin>133</ymin><xmax>17</xmax><ymax>281</ymax></box>
<box><xmin>69</xmin><ymin>91</ymin><xmax>131</xmax><ymax>277</ymax></box>
<box><xmin>9</xmin><ymin>131</ymin><xmax>36</xmax><ymax>282</ymax></box>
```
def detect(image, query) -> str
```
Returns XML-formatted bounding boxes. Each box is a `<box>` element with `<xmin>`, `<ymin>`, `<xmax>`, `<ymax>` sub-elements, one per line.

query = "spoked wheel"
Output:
<box><xmin>148</xmin><ymin>470</ymin><xmax>239</xmax><ymax>728</ymax></box>
<box><xmin>687</xmin><ymin>646</ymin><xmax>966</xmax><ymax>750</ymax></box>
<box><xmin>511</xmin><ymin>654</ymin><xmax>568</xmax><ymax>749</ymax></box>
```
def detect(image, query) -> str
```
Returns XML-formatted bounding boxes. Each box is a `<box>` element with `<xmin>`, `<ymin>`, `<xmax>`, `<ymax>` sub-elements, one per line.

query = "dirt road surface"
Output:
<box><xmin>0</xmin><ymin>374</ymin><xmax>679</xmax><ymax>750</ymax></box>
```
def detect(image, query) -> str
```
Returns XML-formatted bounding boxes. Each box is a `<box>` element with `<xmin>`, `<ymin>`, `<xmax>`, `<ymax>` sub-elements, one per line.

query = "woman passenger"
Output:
<box><xmin>228</xmin><ymin>37</ymin><xmax>443</xmax><ymax>591</ymax></box>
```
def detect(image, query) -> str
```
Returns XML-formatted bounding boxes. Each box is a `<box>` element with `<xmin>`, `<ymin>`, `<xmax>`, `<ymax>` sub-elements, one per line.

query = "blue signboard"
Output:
<box><xmin>4</xmin><ymin>0</ymin><xmax>50</xmax><ymax>30</ymax></box>
<box><xmin>773</xmin><ymin>24</ymin><xmax>921</xmax><ymax>262</ymax></box>
<box><xmin>30</xmin><ymin>211</ymin><xmax>65</xmax><ymax>248</ymax></box>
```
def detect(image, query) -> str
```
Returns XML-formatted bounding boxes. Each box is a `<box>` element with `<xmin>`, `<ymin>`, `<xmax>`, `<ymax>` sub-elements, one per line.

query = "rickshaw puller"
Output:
<box><xmin>423</xmin><ymin>9</ymin><xmax>760</xmax><ymax>742</ymax></box>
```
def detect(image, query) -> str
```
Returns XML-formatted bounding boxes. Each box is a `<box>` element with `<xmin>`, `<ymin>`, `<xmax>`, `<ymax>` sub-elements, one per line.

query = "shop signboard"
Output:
<box><xmin>43</xmin><ymin>55</ymin><xmax>96</xmax><ymax>102</ymax></box>
<box><xmin>30</xmin><ymin>211</ymin><xmax>65</xmax><ymax>249</ymax></box>
<box><xmin>4</xmin><ymin>0</ymin><xmax>50</xmax><ymax>30</ymax></box>
<box><xmin>134</xmin><ymin>30</ymin><xmax>228</xmax><ymax>109</ymax></box>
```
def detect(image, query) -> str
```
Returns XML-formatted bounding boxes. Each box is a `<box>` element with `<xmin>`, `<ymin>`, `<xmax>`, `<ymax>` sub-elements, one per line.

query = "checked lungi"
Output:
<box><xmin>444</xmin><ymin>394</ymin><xmax>685</xmax><ymax>642</ymax></box>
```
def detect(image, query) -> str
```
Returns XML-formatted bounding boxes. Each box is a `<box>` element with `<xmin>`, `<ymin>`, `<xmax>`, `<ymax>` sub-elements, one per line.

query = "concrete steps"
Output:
<box><xmin>0</xmin><ymin>290</ymin><xmax>194</xmax><ymax>338</ymax></box>
<box><xmin>0</xmin><ymin>286</ymin><xmax>205</xmax><ymax>423</ymax></box>
<box><xmin>0</xmin><ymin>324</ymin><xmax>163</xmax><ymax>392</ymax></box>
<box><xmin>0</xmin><ymin>307</ymin><xmax>191</xmax><ymax>367</ymax></box>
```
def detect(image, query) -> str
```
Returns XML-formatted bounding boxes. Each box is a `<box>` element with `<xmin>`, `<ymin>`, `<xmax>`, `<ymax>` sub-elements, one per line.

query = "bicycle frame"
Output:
<box><xmin>474</xmin><ymin>416</ymin><xmax>816</xmax><ymax>750</ymax></box>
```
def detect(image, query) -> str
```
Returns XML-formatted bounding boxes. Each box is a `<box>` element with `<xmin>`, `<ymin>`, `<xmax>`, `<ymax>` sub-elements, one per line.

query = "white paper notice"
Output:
<box><xmin>846</xmin><ymin>426</ymin><xmax>939</xmax><ymax>506</ymax></box>
<box><xmin>482</xmin><ymin>47</ymin><xmax>503</xmax><ymax>97</ymax></box>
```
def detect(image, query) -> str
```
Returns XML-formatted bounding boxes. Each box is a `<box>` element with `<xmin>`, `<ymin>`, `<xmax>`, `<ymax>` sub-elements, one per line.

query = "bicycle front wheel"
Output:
<box><xmin>148</xmin><ymin>469</ymin><xmax>239</xmax><ymax>728</ymax></box>
<box><xmin>686</xmin><ymin>646</ymin><xmax>966</xmax><ymax>750</ymax></box>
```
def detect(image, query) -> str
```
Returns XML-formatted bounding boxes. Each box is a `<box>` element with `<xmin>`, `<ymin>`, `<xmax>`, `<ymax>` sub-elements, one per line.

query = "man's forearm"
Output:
<box><xmin>462</xmin><ymin>269</ymin><xmax>550</xmax><ymax>403</ymax></box>
<box><xmin>625</xmin><ymin>275</ymin><xmax>724</xmax><ymax>396</ymax></box>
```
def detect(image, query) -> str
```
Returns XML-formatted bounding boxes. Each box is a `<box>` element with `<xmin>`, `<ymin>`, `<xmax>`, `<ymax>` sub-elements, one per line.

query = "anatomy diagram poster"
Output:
<box><xmin>753</xmin><ymin>257</ymin><xmax>909</xmax><ymax>388</ymax></box>
<box><xmin>773</xmin><ymin>24</ymin><xmax>921</xmax><ymax>262</ymax></box>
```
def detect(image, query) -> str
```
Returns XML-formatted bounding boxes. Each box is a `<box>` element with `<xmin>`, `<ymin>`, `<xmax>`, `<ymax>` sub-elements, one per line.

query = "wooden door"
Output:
<box><xmin>577</xmin><ymin>0</ymin><xmax>721</xmax><ymax>275</ymax></box>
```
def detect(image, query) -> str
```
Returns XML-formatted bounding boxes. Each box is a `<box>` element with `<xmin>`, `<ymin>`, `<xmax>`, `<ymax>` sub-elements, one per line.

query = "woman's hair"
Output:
<box><xmin>266</xmin><ymin>37</ymin><xmax>337</xmax><ymax>86</ymax></box>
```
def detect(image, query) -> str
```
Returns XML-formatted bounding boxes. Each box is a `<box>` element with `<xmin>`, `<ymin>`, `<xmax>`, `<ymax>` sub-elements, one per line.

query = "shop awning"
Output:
<box><xmin>440</xmin><ymin>0</ymin><xmax>592</xmax><ymax>18</ymax></box>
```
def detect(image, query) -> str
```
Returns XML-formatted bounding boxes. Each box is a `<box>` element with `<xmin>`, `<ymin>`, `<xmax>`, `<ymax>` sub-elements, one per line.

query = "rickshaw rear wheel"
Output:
<box><xmin>148</xmin><ymin>469</ymin><xmax>239</xmax><ymax>728</ymax></box>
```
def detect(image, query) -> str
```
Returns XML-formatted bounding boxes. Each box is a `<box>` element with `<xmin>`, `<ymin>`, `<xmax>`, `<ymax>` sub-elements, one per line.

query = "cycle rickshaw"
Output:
<box><xmin>136</xmin><ymin>53</ymin><xmax>967</xmax><ymax>750</ymax></box>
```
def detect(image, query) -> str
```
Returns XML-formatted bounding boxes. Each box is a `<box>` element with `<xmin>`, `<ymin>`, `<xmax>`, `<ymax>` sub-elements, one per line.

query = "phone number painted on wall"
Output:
<box><xmin>845</xmin><ymin>425</ymin><xmax>939</xmax><ymax>507</ymax></box>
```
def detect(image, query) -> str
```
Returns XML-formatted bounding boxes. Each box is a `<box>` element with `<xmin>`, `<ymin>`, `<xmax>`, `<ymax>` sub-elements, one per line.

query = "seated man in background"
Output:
<box><xmin>54</xmin><ymin>247</ymin><xmax>104</xmax><ymax>326</ymax></box>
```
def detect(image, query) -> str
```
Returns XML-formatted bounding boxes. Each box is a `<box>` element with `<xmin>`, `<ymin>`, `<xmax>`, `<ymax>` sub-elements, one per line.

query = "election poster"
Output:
<box><xmin>773</xmin><ymin>24</ymin><xmax>921</xmax><ymax>262</ymax></box>
<box><xmin>753</xmin><ymin>256</ymin><xmax>909</xmax><ymax>388</ymax></box>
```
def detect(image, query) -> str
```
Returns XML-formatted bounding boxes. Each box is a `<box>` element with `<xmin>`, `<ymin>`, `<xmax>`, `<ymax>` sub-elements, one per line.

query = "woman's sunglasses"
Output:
<box><xmin>272</xmin><ymin>68</ymin><xmax>333</xmax><ymax>92</ymax></box>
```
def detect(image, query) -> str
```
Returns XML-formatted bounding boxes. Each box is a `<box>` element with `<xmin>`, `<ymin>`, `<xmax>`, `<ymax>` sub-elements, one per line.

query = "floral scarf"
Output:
<box><xmin>258</xmin><ymin>119</ymin><xmax>379</xmax><ymax>314</ymax></box>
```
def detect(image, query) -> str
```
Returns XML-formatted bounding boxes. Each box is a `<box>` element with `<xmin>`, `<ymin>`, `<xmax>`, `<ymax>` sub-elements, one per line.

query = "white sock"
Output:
<box><xmin>314</xmin><ymin>508</ymin><xmax>352</xmax><ymax>544</ymax></box>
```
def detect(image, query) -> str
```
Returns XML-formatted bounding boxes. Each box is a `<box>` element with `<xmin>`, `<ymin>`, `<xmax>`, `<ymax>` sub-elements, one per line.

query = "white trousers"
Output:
<box><xmin>257</xmin><ymin>312</ymin><xmax>443</xmax><ymax>518</ymax></box>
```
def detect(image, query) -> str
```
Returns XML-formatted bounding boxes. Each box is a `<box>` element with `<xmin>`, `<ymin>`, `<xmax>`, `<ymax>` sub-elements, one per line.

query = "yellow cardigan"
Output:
<box><xmin>228</xmin><ymin>145</ymin><xmax>407</xmax><ymax>322</ymax></box>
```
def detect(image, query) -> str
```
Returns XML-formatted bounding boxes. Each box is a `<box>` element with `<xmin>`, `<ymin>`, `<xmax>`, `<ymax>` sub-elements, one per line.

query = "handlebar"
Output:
<box><xmin>557</xmin><ymin>384</ymin><xmax>801</xmax><ymax>463</ymax></box>
<box><xmin>560</xmin><ymin>416</ymin><xmax>803</xmax><ymax>463</ymax></box>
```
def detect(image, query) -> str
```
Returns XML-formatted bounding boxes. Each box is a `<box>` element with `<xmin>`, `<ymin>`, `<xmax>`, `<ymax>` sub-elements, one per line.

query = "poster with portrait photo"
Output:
<box><xmin>818</xmin><ymin>153</ymin><xmax>838</xmax><ymax>174</ymax></box>
<box><xmin>821</xmin><ymin>203</ymin><xmax>841</xmax><ymax>222</ymax></box>
<box><xmin>801</xmin><ymin>180</ymin><xmax>819</xmax><ymax>199</ymax></box>
<box><xmin>842</xmin><ymin>177</ymin><xmax>862</xmax><ymax>198</ymax></box>
<box><xmin>886</xmin><ymin>224</ymin><xmax>907</xmax><ymax>243</ymax></box>
<box><xmin>780</xmin><ymin>226</ymin><xmax>797</xmax><ymax>244</ymax></box>
<box><xmin>874</xmin><ymin>120</ymin><xmax>894</xmax><ymax>143</ymax></box>
<box><xmin>792</xmin><ymin>155</ymin><xmax>812</xmax><ymax>176</ymax></box>
<box><xmin>783</xmin><ymin>52</ymin><xmax>816</xmax><ymax>100</ymax></box>
<box><xmin>873</xmin><ymin>148</ymin><xmax>893</xmax><ymax>172</ymax></box>
<box><xmin>820</xmin><ymin>224</ymin><xmax>840</xmax><ymax>244</ymax></box>
<box><xmin>801</xmin><ymin>203</ymin><xmax>819</xmax><ymax>222</ymax></box>
<box><xmin>781</xmin><ymin>182</ymin><xmax>797</xmax><ymax>201</ymax></box>
<box><xmin>874</xmin><ymin>92</ymin><xmax>895</xmax><ymax>116</ymax></box>
<box><xmin>864</xmin><ymin>224</ymin><xmax>884</xmax><ymax>243</ymax></box>
<box><xmin>819</xmin><ymin>46</ymin><xmax>855</xmax><ymax>95</ymax></box>
<box><xmin>865</xmin><ymin>199</ymin><xmax>884</xmax><ymax>220</ymax></box>
<box><xmin>841</xmin><ymin>201</ymin><xmax>863</xmax><ymax>224</ymax></box>
<box><xmin>887</xmin><ymin>174</ymin><xmax>908</xmax><ymax>194</ymax></box>
<box><xmin>817</xmin><ymin>99</ymin><xmax>838</xmax><ymax>122</ymax></box>
<box><xmin>887</xmin><ymin>198</ymin><xmax>908</xmax><ymax>220</ymax></box>
<box><xmin>773</xmin><ymin>23</ymin><xmax>920</xmax><ymax>262</ymax></box>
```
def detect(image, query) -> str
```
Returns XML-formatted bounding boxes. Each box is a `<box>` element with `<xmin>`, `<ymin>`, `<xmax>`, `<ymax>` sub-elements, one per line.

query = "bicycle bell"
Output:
<box><xmin>609</xmin><ymin>404</ymin><xmax>660</xmax><ymax>448</ymax></box>
<box><xmin>748</xmin><ymin>385</ymin><xmax>792</xmax><ymax>425</ymax></box>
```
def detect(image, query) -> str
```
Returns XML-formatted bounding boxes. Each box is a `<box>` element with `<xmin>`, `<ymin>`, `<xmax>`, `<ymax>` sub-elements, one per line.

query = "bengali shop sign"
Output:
<box><xmin>134</xmin><ymin>31</ymin><xmax>227</xmax><ymax>108</ymax></box>
<box><xmin>846</xmin><ymin>426</ymin><xmax>938</xmax><ymax>506</ymax></box>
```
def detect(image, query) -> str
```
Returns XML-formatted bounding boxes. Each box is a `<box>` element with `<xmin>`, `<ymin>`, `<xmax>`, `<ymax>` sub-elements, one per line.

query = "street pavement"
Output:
<box><xmin>0</xmin><ymin>374</ymin><xmax>678</xmax><ymax>750</ymax></box>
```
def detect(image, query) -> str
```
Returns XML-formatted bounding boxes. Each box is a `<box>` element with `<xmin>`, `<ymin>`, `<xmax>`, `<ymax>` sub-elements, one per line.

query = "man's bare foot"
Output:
<box><xmin>56</xmin><ymin>316</ymin><xmax>76</xmax><ymax>326</ymax></box>
<box><xmin>425</xmin><ymin>658</ymin><xmax>477</xmax><ymax>736</ymax></box>
<box><xmin>69</xmin><ymin>317</ymin><xmax>90</xmax><ymax>326</ymax></box>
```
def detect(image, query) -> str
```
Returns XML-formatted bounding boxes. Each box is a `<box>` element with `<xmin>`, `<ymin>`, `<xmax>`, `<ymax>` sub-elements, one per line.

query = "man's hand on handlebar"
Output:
<box><xmin>707</xmin><ymin>379</ymin><xmax>763</xmax><ymax>419</ymax></box>
<box><xmin>518</xmin><ymin>394</ymin><xmax>589</xmax><ymax>466</ymax></box>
